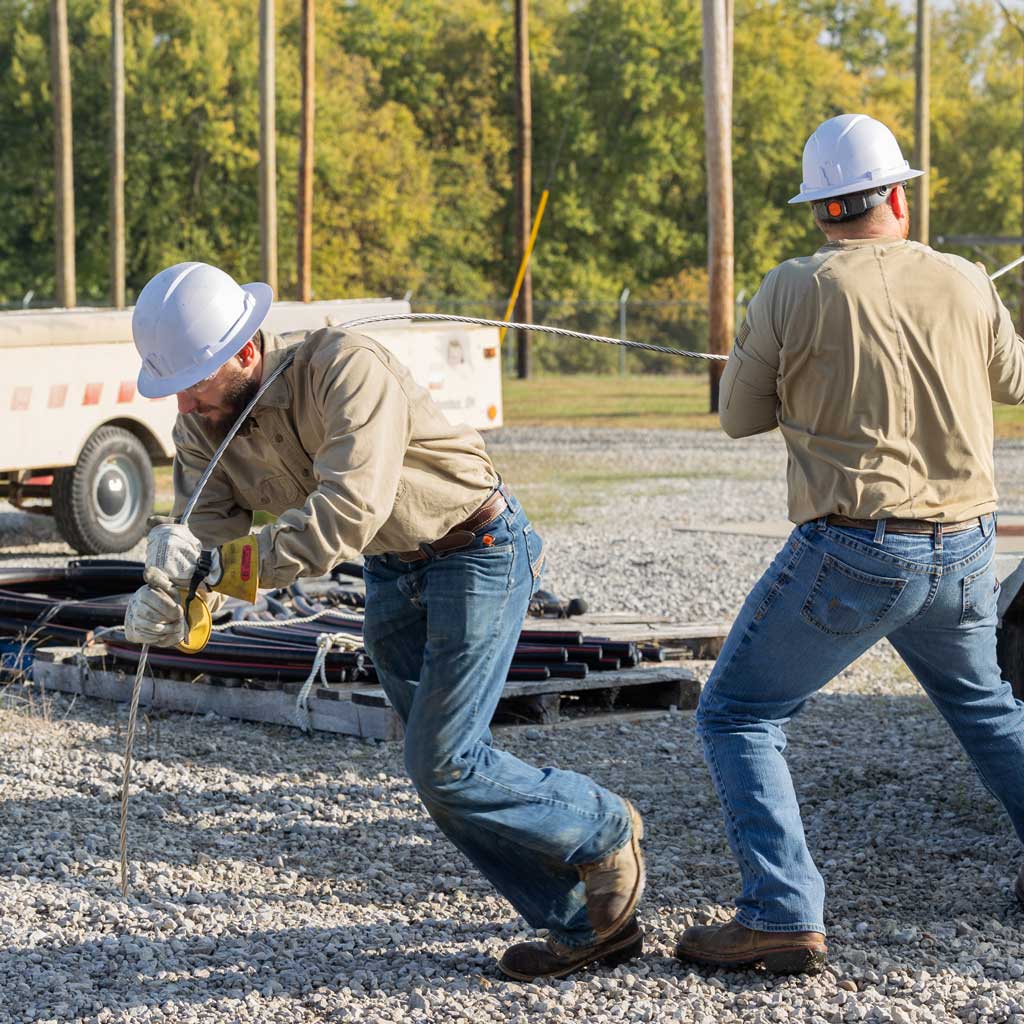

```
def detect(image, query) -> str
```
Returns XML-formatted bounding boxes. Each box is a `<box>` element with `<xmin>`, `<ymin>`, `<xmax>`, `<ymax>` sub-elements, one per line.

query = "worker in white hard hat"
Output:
<box><xmin>675</xmin><ymin>113</ymin><xmax>1024</xmax><ymax>975</ymax></box>
<box><xmin>122</xmin><ymin>261</ymin><xmax>646</xmax><ymax>980</ymax></box>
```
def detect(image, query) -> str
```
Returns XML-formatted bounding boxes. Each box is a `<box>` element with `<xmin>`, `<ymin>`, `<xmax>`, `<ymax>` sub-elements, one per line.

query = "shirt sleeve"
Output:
<box><xmin>987</xmin><ymin>280</ymin><xmax>1024</xmax><ymax>406</ymax></box>
<box><xmin>719</xmin><ymin>277</ymin><xmax>782</xmax><ymax>438</ymax></box>
<box><xmin>256</xmin><ymin>344</ymin><xmax>411</xmax><ymax>587</ymax></box>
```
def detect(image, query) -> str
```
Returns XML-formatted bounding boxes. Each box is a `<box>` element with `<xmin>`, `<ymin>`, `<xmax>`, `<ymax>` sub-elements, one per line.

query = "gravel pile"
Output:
<box><xmin>1</xmin><ymin>428</ymin><xmax>1022</xmax><ymax>1023</ymax></box>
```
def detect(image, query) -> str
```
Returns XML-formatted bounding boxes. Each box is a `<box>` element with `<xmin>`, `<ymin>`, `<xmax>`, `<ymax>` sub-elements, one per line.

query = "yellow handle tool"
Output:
<box><xmin>176</xmin><ymin>547</ymin><xmax>215</xmax><ymax>654</ymax></box>
<box><xmin>177</xmin><ymin>589</ymin><xmax>213</xmax><ymax>654</ymax></box>
<box><xmin>173</xmin><ymin>537</ymin><xmax>260</xmax><ymax>654</ymax></box>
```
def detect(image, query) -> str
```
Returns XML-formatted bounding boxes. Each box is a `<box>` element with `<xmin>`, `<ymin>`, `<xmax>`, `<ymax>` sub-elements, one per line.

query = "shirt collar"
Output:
<box><xmin>820</xmin><ymin>236</ymin><xmax>907</xmax><ymax>251</ymax></box>
<box><xmin>251</xmin><ymin>331</ymin><xmax>295</xmax><ymax>410</ymax></box>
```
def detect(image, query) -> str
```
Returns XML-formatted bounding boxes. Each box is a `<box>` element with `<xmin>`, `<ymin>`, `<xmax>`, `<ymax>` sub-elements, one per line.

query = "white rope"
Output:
<box><xmin>210</xmin><ymin>606</ymin><xmax>360</xmax><ymax>632</ymax></box>
<box><xmin>292</xmin><ymin>632</ymin><xmax>363</xmax><ymax>732</ymax></box>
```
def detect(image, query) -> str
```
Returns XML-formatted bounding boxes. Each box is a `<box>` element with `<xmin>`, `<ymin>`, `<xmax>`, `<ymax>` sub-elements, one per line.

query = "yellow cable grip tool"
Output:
<box><xmin>176</xmin><ymin>535</ymin><xmax>261</xmax><ymax>654</ymax></box>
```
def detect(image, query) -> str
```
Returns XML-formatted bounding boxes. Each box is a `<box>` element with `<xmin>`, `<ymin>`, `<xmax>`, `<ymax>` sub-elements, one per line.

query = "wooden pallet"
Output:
<box><xmin>353</xmin><ymin>663</ymin><xmax>700</xmax><ymax>726</ymax></box>
<box><xmin>526</xmin><ymin>614</ymin><xmax>731</xmax><ymax>660</ymax></box>
<box><xmin>29</xmin><ymin>644</ymin><xmax>700</xmax><ymax>739</ymax></box>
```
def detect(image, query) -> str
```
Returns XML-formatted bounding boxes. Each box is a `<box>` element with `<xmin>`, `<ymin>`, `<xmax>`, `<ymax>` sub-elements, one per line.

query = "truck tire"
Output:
<box><xmin>52</xmin><ymin>426</ymin><xmax>155</xmax><ymax>554</ymax></box>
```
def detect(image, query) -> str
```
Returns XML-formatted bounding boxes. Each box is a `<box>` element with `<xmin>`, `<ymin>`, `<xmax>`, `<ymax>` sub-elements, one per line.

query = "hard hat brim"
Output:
<box><xmin>788</xmin><ymin>167</ymin><xmax>925</xmax><ymax>205</ymax></box>
<box><xmin>137</xmin><ymin>282</ymin><xmax>274</xmax><ymax>399</ymax></box>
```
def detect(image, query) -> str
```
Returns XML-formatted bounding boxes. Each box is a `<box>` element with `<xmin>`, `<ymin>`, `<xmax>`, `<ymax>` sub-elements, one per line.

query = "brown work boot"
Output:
<box><xmin>498</xmin><ymin>917</ymin><xmax>643</xmax><ymax>981</ymax></box>
<box><xmin>577</xmin><ymin>799</ymin><xmax>646</xmax><ymax>938</ymax></box>
<box><xmin>674</xmin><ymin>918</ymin><xmax>827</xmax><ymax>975</ymax></box>
<box><xmin>1016</xmin><ymin>864</ymin><xmax>1024</xmax><ymax>909</ymax></box>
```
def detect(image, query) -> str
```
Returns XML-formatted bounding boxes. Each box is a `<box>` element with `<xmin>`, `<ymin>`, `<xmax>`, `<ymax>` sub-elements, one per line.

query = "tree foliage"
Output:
<box><xmin>0</xmin><ymin>0</ymin><xmax>1019</xmax><ymax>355</ymax></box>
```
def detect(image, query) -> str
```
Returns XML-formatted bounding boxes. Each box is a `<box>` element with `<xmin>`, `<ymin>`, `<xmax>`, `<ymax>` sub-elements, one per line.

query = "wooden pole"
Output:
<box><xmin>995</xmin><ymin>0</ymin><xmax>1024</xmax><ymax>329</ymax></box>
<box><xmin>51</xmin><ymin>0</ymin><xmax>76</xmax><ymax>308</ymax></box>
<box><xmin>297</xmin><ymin>0</ymin><xmax>314</xmax><ymax>302</ymax></box>
<box><xmin>110</xmin><ymin>0</ymin><xmax>125</xmax><ymax>309</ymax></box>
<box><xmin>514</xmin><ymin>0</ymin><xmax>533</xmax><ymax>379</ymax></box>
<box><xmin>912</xmin><ymin>0</ymin><xmax>930</xmax><ymax>244</ymax></box>
<box><xmin>259</xmin><ymin>0</ymin><xmax>278</xmax><ymax>294</ymax></box>
<box><xmin>702</xmin><ymin>0</ymin><xmax>733</xmax><ymax>411</ymax></box>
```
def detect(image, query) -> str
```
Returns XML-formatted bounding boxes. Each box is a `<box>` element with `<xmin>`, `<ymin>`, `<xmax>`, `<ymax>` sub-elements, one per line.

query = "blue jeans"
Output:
<box><xmin>362</xmin><ymin>495</ymin><xmax>632</xmax><ymax>947</ymax></box>
<box><xmin>697</xmin><ymin>515</ymin><xmax>1024</xmax><ymax>934</ymax></box>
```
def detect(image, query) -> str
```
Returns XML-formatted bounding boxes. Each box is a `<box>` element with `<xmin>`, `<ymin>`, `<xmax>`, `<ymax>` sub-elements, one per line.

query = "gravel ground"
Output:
<box><xmin>1</xmin><ymin>428</ymin><xmax>1023</xmax><ymax>1024</ymax></box>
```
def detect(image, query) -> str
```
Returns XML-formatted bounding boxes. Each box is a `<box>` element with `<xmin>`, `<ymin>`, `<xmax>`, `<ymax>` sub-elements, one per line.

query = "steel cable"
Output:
<box><xmin>337</xmin><ymin>312</ymin><xmax>730</xmax><ymax>362</ymax></box>
<box><xmin>118</xmin><ymin>645</ymin><xmax>148</xmax><ymax>896</ymax></box>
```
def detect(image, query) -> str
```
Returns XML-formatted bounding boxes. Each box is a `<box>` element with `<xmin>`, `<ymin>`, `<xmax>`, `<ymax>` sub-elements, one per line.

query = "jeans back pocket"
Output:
<box><xmin>801</xmin><ymin>552</ymin><xmax>907</xmax><ymax>637</ymax></box>
<box><xmin>961</xmin><ymin>562</ymin><xmax>999</xmax><ymax>625</ymax></box>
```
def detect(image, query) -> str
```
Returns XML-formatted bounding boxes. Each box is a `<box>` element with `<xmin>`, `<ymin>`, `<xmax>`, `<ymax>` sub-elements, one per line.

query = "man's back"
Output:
<box><xmin>721</xmin><ymin>238</ymin><xmax>1024</xmax><ymax>524</ymax></box>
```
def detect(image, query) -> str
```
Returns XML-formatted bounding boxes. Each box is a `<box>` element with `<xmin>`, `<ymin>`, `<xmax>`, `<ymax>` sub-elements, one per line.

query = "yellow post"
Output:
<box><xmin>499</xmin><ymin>188</ymin><xmax>549</xmax><ymax>344</ymax></box>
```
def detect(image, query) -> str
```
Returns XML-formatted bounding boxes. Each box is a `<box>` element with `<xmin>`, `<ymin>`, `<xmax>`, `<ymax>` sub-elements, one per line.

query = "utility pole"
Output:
<box><xmin>995</xmin><ymin>0</ymin><xmax>1024</xmax><ymax>328</ymax></box>
<box><xmin>259</xmin><ymin>0</ymin><xmax>278</xmax><ymax>294</ymax></box>
<box><xmin>514</xmin><ymin>0</ymin><xmax>533</xmax><ymax>379</ymax></box>
<box><xmin>51</xmin><ymin>0</ymin><xmax>76</xmax><ymax>307</ymax></box>
<box><xmin>297</xmin><ymin>0</ymin><xmax>315</xmax><ymax>302</ymax></box>
<box><xmin>702</xmin><ymin>0</ymin><xmax>733</xmax><ymax>411</ymax></box>
<box><xmin>110</xmin><ymin>0</ymin><xmax>125</xmax><ymax>308</ymax></box>
<box><xmin>912</xmin><ymin>0</ymin><xmax>930</xmax><ymax>244</ymax></box>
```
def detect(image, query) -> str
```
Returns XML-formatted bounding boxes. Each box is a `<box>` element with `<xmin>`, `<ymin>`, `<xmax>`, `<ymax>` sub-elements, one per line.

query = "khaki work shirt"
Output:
<box><xmin>171</xmin><ymin>329</ymin><xmax>498</xmax><ymax>588</ymax></box>
<box><xmin>720</xmin><ymin>237</ymin><xmax>1024</xmax><ymax>524</ymax></box>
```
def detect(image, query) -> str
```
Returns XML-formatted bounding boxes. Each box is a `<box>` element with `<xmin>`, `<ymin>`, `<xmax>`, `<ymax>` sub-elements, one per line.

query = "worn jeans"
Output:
<box><xmin>697</xmin><ymin>514</ymin><xmax>1024</xmax><ymax>934</ymax></box>
<box><xmin>362</xmin><ymin>495</ymin><xmax>632</xmax><ymax>947</ymax></box>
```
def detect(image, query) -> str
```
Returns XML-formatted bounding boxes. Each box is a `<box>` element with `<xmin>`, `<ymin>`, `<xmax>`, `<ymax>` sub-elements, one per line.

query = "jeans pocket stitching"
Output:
<box><xmin>944</xmin><ymin>535</ymin><xmax>996</xmax><ymax>576</ymax></box>
<box><xmin>959</xmin><ymin>561</ymin><xmax>996</xmax><ymax>625</ymax></box>
<box><xmin>800</xmin><ymin>552</ymin><xmax>907</xmax><ymax>637</ymax></box>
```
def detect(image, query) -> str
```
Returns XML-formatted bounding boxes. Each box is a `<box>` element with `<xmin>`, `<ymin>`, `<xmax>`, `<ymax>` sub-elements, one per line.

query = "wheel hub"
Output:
<box><xmin>93</xmin><ymin>455</ymin><xmax>142</xmax><ymax>531</ymax></box>
<box><xmin>97</xmin><ymin>469</ymin><xmax>127</xmax><ymax>516</ymax></box>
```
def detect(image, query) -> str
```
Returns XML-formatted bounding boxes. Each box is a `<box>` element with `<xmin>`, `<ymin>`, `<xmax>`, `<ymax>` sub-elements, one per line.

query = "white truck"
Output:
<box><xmin>0</xmin><ymin>299</ymin><xmax>502</xmax><ymax>554</ymax></box>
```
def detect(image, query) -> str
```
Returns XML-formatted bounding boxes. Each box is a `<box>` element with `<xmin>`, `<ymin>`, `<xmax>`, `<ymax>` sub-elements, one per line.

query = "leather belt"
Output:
<box><xmin>826</xmin><ymin>514</ymin><xmax>980</xmax><ymax>535</ymax></box>
<box><xmin>397</xmin><ymin>486</ymin><xmax>509</xmax><ymax>562</ymax></box>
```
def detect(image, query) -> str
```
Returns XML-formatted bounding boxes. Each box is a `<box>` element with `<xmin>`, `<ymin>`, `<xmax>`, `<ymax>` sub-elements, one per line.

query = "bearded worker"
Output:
<box><xmin>675</xmin><ymin>114</ymin><xmax>1024</xmax><ymax>975</ymax></box>
<box><xmin>121</xmin><ymin>261</ymin><xmax>645</xmax><ymax>979</ymax></box>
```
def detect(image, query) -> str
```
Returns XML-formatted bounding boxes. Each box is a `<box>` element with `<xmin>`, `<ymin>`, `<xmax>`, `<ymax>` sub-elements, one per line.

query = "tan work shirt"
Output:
<box><xmin>720</xmin><ymin>237</ymin><xmax>1024</xmax><ymax>524</ymax></box>
<box><xmin>171</xmin><ymin>329</ymin><xmax>498</xmax><ymax>588</ymax></box>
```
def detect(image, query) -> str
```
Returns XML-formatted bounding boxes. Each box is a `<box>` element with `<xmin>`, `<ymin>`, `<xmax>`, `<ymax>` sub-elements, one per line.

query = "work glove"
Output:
<box><xmin>146</xmin><ymin>521</ymin><xmax>260</xmax><ymax>603</ymax></box>
<box><xmin>123</xmin><ymin>567</ymin><xmax>186</xmax><ymax>647</ymax></box>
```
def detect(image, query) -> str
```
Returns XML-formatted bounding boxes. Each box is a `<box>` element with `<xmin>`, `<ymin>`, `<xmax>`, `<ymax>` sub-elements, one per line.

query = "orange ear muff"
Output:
<box><xmin>889</xmin><ymin>187</ymin><xmax>904</xmax><ymax>219</ymax></box>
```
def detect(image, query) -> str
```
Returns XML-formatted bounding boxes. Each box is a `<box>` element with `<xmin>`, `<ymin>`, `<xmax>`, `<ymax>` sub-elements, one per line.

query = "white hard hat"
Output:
<box><xmin>132</xmin><ymin>262</ymin><xmax>273</xmax><ymax>399</ymax></box>
<box><xmin>789</xmin><ymin>113</ymin><xmax>923</xmax><ymax>205</ymax></box>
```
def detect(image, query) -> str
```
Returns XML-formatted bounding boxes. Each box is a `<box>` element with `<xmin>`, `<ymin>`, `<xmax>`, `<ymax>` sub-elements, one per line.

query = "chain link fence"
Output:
<box><xmin>412</xmin><ymin>295</ymin><xmax>736</xmax><ymax>376</ymax></box>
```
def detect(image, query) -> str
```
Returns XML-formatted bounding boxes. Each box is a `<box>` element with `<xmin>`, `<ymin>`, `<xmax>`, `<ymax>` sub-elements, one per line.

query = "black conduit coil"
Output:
<box><xmin>0</xmin><ymin>559</ymin><xmax>666</xmax><ymax>685</ymax></box>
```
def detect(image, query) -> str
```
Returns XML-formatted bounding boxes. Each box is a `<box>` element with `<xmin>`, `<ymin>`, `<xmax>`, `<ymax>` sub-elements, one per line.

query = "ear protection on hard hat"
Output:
<box><xmin>811</xmin><ymin>183</ymin><xmax>903</xmax><ymax>224</ymax></box>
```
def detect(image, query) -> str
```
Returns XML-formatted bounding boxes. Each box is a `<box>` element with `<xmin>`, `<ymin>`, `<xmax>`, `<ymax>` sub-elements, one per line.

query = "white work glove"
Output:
<box><xmin>123</xmin><ymin>568</ymin><xmax>185</xmax><ymax>647</ymax></box>
<box><xmin>146</xmin><ymin>522</ymin><xmax>221</xmax><ymax>591</ymax></box>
